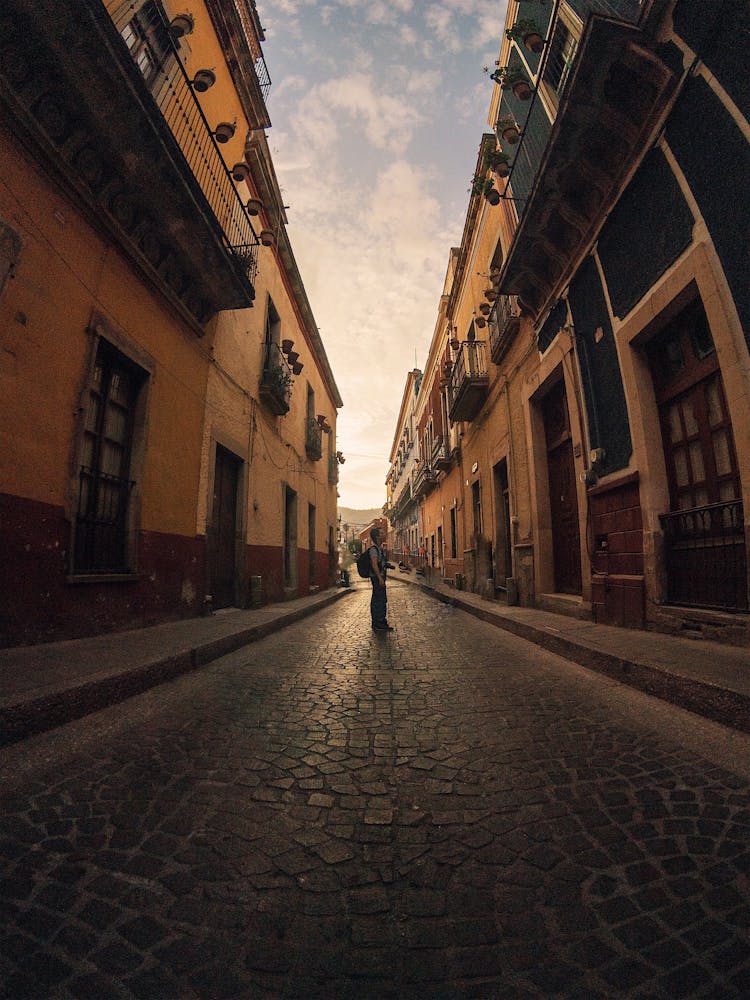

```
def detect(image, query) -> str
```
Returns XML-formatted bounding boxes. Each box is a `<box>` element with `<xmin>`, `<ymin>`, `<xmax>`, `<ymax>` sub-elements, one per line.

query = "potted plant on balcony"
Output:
<box><xmin>265</xmin><ymin>364</ymin><xmax>292</xmax><ymax>396</ymax></box>
<box><xmin>496</xmin><ymin>114</ymin><xmax>521</xmax><ymax>146</ymax></box>
<box><xmin>492</xmin><ymin>65</ymin><xmax>534</xmax><ymax>101</ymax></box>
<box><xmin>246</xmin><ymin>198</ymin><xmax>263</xmax><ymax>216</ymax></box>
<box><xmin>484</xmin><ymin>148</ymin><xmax>511</xmax><ymax>179</ymax></box>
<box><xmin>506</xmin><ymin>18</ymin><xmax>545</xmax><ymax>54</ymax></box>
<box><xmin>479</xmin><ymin>302</ymin><xmax>491</xmax><ymax>316</ymax></box>
<box><xmin>281</xmin><ymin>338</ymin><xmax>294</xmax><ymax>353</ymax></box>
<box><xmin>471</xmin><ymin>177</ymin><xmax>501</xmax><ymax>205</ymax></box>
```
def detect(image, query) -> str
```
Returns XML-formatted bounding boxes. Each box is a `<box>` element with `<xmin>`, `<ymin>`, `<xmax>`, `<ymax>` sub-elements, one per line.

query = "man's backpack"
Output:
<box><xmin>355</xmin><ymin>548</ymin><xmax>372</xmax><ymax>579</ymax></box>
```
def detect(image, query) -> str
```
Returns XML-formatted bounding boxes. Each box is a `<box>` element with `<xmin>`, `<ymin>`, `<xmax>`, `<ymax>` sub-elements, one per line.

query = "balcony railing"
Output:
<box><xmin>413</xmin><ymin>464</ymin><xmax>437</xmax><ymax>500</ymax></box>
<box><xmin>489</xmin><ymin>295</ymin><xmax>521</xmax><ymax>365</ymax></box>
<box><xmin>259</xmin><ymin>343</ymin><xmax>292</xmax><ymax>415</ymax></box>
<box><xmin>448</xmin><ymin>341</ymin><xmax>489</xmax><ymax>423</ymax></box>
<box><xmin>103</xmin><ymin>0</ymin><xmax>259</xmax><ymax>281</ymax></box>
<box><xmin>329</xmin><ymin>454</ymin><xmax>339</xmax><ymax>486</ymax></box>
<box><xmin>660</xmin><ymin>500</ymin><xmax>748</xmax><ymax>612</ymax></box>
<box><xmin>432</xmin><ymin>435</ymin><xmax>452</xmax><ymax>471</ymax></box>
<box><xmin>305</xmin><ymin>418</ymin><xmax>323</xmax><ymax>461</ymax></box>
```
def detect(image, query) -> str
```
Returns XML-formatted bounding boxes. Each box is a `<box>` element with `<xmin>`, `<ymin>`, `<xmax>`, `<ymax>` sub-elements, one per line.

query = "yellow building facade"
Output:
<box><xmin>391</xmin><ymin>0</ymin><xmax>749</xmax><ymax>643</ymax></box>
<box><xmin>0</xmin><ymin>0</ymin><xmax>341</xmax><ymax>644</ymax></box>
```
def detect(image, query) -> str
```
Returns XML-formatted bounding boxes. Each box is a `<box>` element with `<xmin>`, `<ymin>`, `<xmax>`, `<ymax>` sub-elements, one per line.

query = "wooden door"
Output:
<box><xmin>543</xmin><ymin>381</ymin><xmax>582</xmax><ymax>594</ymax></box>
<box><xmin>209</xmin><ymin>446</ymin><xmax>239</xmax><ymax>609</ymax></box>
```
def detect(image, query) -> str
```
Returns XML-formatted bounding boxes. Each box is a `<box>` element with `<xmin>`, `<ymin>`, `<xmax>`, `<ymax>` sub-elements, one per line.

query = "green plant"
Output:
<box><xmin>266</xmin><ymin>364</ymin><xmax>292</xmax><ymax>393</ymax></box>
<box><xmin>471</xmin><ymin>176</ymin><xmax>495</xmax><ymax>198</ymax></box>
<box><xmin>496</xmin><ymin>114</ymin><xmax>518</xmax><ymax>133</ymax></box>
<box><xmin>483</xmin><ymin>148</ymin><xmax>510</xmax><ymax>173</ymax></box>
<box><xmin>506</xmin><ymin>18</ymin><xmax>543</xmax><ymax>42</ymax></box>
<box><xmin>491</xmin><ymin>64</ymin><xmax>530</xmax><ymax>88</ymax></box>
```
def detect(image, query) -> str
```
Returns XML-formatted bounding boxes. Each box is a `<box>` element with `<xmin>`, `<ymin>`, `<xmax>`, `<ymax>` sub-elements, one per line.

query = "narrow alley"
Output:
<box><xmin>1</xmin><ymin>582</ymin><xmax>748</xmax><ymax>999</ymax></box>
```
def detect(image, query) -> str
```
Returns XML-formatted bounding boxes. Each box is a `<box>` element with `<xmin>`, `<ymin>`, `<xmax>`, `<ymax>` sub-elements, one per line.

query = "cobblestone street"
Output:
<box><xmin>1</xmin><ymin>582</ymin><xmax>749</xmax><ymax>999</ymax></box>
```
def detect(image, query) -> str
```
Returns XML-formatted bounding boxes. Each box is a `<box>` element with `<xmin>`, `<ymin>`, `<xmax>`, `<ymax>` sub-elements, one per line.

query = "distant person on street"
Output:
<box><xmin>368</xmin><ymin>526</ymin><xmax>393</xmax><ymax>632</ymax></box>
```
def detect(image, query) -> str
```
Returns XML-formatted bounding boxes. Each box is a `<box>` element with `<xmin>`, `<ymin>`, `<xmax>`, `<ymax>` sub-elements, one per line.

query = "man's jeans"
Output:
<box><xmin>370</xmin><ymin>579</ymin><xmax>387</xmax><ymax>627</ymax></box>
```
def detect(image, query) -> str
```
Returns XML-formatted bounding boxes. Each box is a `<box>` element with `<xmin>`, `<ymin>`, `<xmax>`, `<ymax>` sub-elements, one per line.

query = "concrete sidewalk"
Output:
<box><xmin>391</xmin><ymin>573</ymin><xmax>750</xmax><ymax>734</ymax></box>
<box><xmin>0</xmin><ymin>587</ymin><xmax>354</xmax><ymax>746</ymax></box>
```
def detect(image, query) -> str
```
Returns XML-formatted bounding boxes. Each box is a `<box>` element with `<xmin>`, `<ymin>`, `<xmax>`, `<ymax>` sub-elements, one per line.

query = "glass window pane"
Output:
<box><xmin>688</xmin><ymin>441</ymin><xmax>705</xmax><ymax>483</ymax></box>
<box><xmin>104</xmin><ymin>403</ymin><xmax>128</xmax><ymax>444</ymax></box>
<box><xmin>674</xmin><ymin>447</ymin><xmax>689</xmax><ymax>487</ymax></box>
<box><xmin>101</xmin><ymin>441</ymin><xmax>125</xmax><ymax>477</ymax></box>
<box><xmin>719</xmin><ymin>480</ymin><xmax>738</xmax><ymax>502</ymax></box>
<box><xmin>690</xmin><ymin>318</ymin><xmax>715</xmax><ymax>360</ymax></box>
<box><xmin>85</xmin><ymin>392</ymin><xmax>101</xmax><ymax>432</ymax></box>
<box><xmin>712</xmin><ymin>430</ymin><xmax>732</xmax><ymax>476</ymax></box>
<box><xmin>682</xmin><ymin>397</ymin><xmax>699</xmax><ymax>437</ymax></box>
<box><xmin>667</xmin><ymin>403</ymin><xmax>682</xmax><ymax>443</ymax></box>
<box><xmin>693</xmin><ymin>487</ymin><xmax>708</xmax><ymax>508</ymax></box>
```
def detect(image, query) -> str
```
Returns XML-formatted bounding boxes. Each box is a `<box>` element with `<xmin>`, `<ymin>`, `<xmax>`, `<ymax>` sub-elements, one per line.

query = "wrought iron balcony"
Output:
<box><xmin>205</xmin><ymin>0</ymin><xmax>272</xmax><ymax>130</ymax></box>
<box><xmin>489</xmin><ymin>295</ymin><xmax>521</xmax><ymax>365</ymax></box>
<box><xmin>498</xmin><ymin>13</ymin><xmax>678</xmax><ymax>318</ymax></box>
<box><xmin>432</xmin><ymin>435</ymin><xmax>452</xmax><ymax>472</ymax></box>
<box><xmin>259</xmin><ymin>344</ymin><xmax>292</xmax><ymax>416</ymax></box>
<box><xmin>104</xmin><ymin>0</ymin><xmax>259</xmax><ymax>281</ymax></box>
<box><xmin>660</xmin><ymin>500</ymin><xmax>747</xmax><ymax>612</ymax></box>
<box><xmin>448</xmin><ymin>342</ymin><xmax>489</xmax><ymax>424</ymax></box>
<box><xmin>0</xmin><ymin>0</ymin><xmax>259</xmax><ymax>329</ymax></box>
<box><xmin>413</xmin><ymin>464</ymin><xmax>437</xmax><ymax>500</ymax></box>
<box><xmin>305</xmin><ymin>418</ymin><xmax>323</xmax><ymax>461</ymax></box>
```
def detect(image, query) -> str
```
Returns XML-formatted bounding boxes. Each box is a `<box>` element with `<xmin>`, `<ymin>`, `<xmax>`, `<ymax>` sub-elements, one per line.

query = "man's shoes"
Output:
<box><xmin>373</xmin><ymin>624</ymin><xmax>394</xmax><ymax>632</ymax></box>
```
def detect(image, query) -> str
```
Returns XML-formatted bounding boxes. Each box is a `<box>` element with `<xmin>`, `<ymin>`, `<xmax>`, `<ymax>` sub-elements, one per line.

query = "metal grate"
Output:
<box><xmin>660</xmin><ymin>500</ymin><xmax>748</xmax><ymax>611</ymax></box>
<box><xmin>75</xmin><ymin>467</ymin><xmax>134</xmax><ymax>574</ymax></box>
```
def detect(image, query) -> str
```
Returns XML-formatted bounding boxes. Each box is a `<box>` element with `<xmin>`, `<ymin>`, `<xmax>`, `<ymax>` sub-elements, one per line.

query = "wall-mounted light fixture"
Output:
<box><xmin>190</xmin><ymin>69</ymin><xmax>216</xmax><ymax>92</ymax></box>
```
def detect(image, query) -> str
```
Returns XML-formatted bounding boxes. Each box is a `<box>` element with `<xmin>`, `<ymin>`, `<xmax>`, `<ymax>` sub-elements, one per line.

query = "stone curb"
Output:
<box><xmin>0</xmin><ymin>587</ymin><xmax>354</xmax><ymax>746</ymax></box>
<box><xmin>399</xmin><ymin>576</ymin><xmax>750</xmax><ymax>734</ymax></box>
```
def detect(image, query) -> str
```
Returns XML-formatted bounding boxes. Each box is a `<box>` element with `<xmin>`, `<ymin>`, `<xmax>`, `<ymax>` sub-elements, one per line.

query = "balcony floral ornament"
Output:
<box><xmin>491</xmin><ymin>65</ymin><xmax>534</xmax><ymax>101</ymax></box>
<box><xmin>496</xmin><ymin>114</ymin><xmax>521</xmax><ymax>146</ymax></box>
<box><xmin>506</xmin><ymin>18</ymin><xmax>545</xmax><ymax>54</ymax></box>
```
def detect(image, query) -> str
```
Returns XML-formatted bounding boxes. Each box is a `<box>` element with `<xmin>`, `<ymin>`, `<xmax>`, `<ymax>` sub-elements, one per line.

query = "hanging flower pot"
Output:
<box><xmin>479</xmin><ymin>302</ymin><xmax>491</xmax><ymax>316</ymax></box>
<box><xmin>474</xmin><ymin>316</ymin><xmax>486</xmax><ymax>329</ymax></box>
<box><xmin>506</xmin><ymin>19</ymin><xmax>545</xmax><ymax>55</ymax></box>
<box><xmin>213</xmin><ymin>121</ymin><xmax>236</xmax><ymax>143</ymax></box>
<box><xmin>485</xmin><ymin>187</ymin><xmax>501</xmax><ymax>206</ymax></box>
<box><xmin>170</xmin><ymin>13</ymin><xmax>194</xmax><ymax>37</ymax></box>
<box><xmin>292</xmin><ymin>361</ymin><xmax>303</xmax><ymax>375</ymax></box>
<box><xmin>317</xmin><ymin>414</ymin><xmax>326</xmax><ymax>426</ymax></box>
<box><xmin>281</xmin><ymin>339</ymin><xmax>294</xmax><ymax>353</ymax></box>
<box><xmin>286</xmin><ymin>351</ymin><xmax>299</xmax><ymax>364</ymax></box>
<box><xmin>485</xmin><ymin>288</ymin><xmax>498</xmax><ymax>302</ymax></box>
<box><xmin>494</xmin><ymin>161</ymin><xmax>510</xmax><ymax>179</ymax></box>
<box><xmin>231</xmin><ymin>162</ymin><xmax>250</xmax><ymax>182</ymax></box>
<box><xmin>523</xmin><ymin>31</ymin><xmax>545</xmax><ymax>54</ymax></box>
<box><xmin>245</xmin><ymin>198</ymin><xmax>263</xmax><ymax>216</ymax></box>
<box><xmin>497</xmin><ymin>116</ymin><xmax>521</xmax><ymax>145</ymax></box>
<box><xmin>260</xmin><ymin>229</ymin><xmax>276</xmax><ymax>247</ymax></box>
<box><xmin>450</xmin><ymin>337</ymin><xmax>460</xmax><ymax>350</ymax></box>
<box><xmin>191</xmin><ymin>69</ymin><xmax>216</xmax><ymax>93</ymax></box>
<box><xmin>494</xmin><ymin>65</ymin><xmax>534</xmax><ymax>102</ymax></box>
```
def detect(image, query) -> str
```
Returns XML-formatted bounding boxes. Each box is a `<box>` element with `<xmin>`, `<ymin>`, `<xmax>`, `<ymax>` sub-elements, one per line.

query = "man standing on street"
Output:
<box><xmin>368</xmin><ymin>526</ymin><xmax>393</xmax><ymax>632</ymax></box>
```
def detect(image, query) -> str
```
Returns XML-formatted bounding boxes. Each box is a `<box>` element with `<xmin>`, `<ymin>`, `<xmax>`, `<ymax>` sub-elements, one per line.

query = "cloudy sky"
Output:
<box><xmin>257</xmin><ymin>0</ymin><xmax>508</xmax><ymax>508</ymax></box>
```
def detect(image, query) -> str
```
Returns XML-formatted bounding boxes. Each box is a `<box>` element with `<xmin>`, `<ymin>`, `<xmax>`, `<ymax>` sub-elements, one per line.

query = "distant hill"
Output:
<box><xmin>338</xmin><ymin>506</ymin><xmax>382</xmax><ymax>527</ymax></box>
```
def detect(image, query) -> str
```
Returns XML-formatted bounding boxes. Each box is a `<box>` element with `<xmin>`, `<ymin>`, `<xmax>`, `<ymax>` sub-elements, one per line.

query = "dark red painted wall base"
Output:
<box><xmin>0</xmin><ymin>492</ymin><xmax>205</xmax><ymax>647</ymax></box>
<box><xmin>246</xmin><ymin>546</ymin><xmax>337</xmax><ymax>604</ymax></box>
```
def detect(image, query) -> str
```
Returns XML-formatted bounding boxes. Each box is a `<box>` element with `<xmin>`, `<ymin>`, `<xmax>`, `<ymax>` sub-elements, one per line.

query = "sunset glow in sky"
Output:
<box><xmin>258</xmin><ymin>0</ymin><xmax>508</xmax><ymax>507</ymax></box>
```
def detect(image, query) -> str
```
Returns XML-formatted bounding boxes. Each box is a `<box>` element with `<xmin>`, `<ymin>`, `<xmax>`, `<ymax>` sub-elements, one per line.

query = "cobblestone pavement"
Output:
<box><xmin>1</xmin><ymin>582</ymin><xmax>749</xmax><ymax>999</ymax></box>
